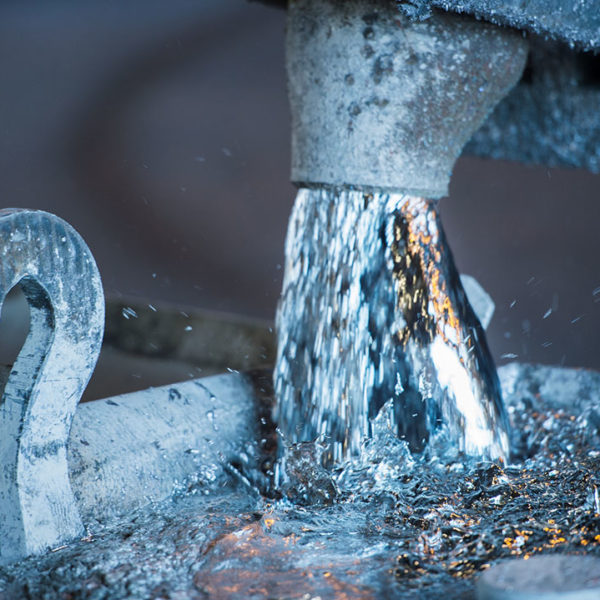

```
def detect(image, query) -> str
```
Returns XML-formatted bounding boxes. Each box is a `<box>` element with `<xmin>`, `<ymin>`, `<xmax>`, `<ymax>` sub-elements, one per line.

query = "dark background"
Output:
<box><xmin>0</xmin><ymin>0</ymin><xmax>599</xmax><ymax>383</ymax></box>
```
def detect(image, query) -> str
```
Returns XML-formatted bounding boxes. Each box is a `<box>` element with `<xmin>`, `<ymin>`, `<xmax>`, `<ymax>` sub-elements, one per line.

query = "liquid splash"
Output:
<box><xmin>274</xmin><ymin>187</ymin><xmax>509</xmax><ymax>467</ymax></box>
<box><xmin>0</xmin><ymin>365</ymin><xmax>599</xmax><ymax>599</ymax></box>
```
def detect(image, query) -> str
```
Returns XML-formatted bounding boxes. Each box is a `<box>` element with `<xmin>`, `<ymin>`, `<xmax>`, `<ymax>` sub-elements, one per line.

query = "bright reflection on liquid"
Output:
<box><xmin>275</xmin><ymin>187</ymin><xmax>509</xmax><ymax>467</ymax></box>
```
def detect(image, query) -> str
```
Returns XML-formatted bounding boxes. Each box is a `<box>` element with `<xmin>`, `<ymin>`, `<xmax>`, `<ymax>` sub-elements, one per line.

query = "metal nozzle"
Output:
<box><xmin>287</xmin><ymin>0</ymin><xmax>528</xmax><ymax>197</ymax></box>
<box><xmin>276</xmin><ymin>0</ymin><xmax>528</xmax><ymax>466</ymax></box>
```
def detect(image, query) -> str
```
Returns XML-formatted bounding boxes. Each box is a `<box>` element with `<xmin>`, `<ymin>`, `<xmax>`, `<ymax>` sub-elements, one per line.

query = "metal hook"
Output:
<box><xmin>0</xmin><ymin>209</ymin><xmax>104</xmax><ymax>564</ymax></box>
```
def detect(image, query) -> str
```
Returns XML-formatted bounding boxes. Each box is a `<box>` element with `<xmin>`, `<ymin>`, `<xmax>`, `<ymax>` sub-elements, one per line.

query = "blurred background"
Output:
<box><xmin>0</xmin><ymin>0</ymin><xmax>599</xmax><ymax>398</ymax></box>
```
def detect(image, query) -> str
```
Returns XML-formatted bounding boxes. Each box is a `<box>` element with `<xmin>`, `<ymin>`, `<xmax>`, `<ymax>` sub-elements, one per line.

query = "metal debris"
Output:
<box><xmin>0</xmin><ymin>364</ymin><xmax>598</xmax><ymax>598</ymax></box>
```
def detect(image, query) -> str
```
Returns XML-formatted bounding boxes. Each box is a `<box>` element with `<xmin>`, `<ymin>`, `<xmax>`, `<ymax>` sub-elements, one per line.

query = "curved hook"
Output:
<box><xmin>0</xmin><ymin>209</ymin><xmax>104</xmax><ymax>563</ymax></box>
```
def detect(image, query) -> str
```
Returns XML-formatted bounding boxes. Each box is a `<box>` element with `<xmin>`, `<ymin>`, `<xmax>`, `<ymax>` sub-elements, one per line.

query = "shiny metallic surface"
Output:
<box><xmin>0</xmin><ymin>363</ymin><xmax>597</xmax><ymax>598</ymax></box>
<box><xmin>275</xmin><ymin>188</ymin><xmax>509</xmax><ymax>466</ymax></box>
<box><xmin>68</xmin><ymin>371</ymin><xmax>262</xmax><ymax>526</ymax></box>
<box><xmin>0</xmin><ymin>209</ymin><xmax>104</xmax><ymax>563</ymax></box>
<box><xmin>278</xmin><ymin>0</ymin><xmax>524</xmax><ymax>468</ymax></box>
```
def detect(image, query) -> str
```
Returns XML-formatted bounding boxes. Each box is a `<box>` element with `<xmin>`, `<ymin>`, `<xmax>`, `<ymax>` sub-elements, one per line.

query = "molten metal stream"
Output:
<box><xmin>275</xmin><ymin>188</ymin><xmax>509</xmax><ymax>466</ymax></box>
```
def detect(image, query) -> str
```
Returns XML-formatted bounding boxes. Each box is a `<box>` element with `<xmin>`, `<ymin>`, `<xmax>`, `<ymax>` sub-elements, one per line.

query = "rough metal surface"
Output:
<box><xmin>68</xmin><ymin>372</ymin><xmax>260</xmax><ymax>526</ymax></box>
<box><xmin>264</xmin><ymin>0</ymin><xmax>600</xmax><ymax>173</ymax></box>
<box><xmin>428</xmin><ymin>0</ymin><xmax>600</xmax><ymax>51</ymax></box>
<box><xmin>0</xmin><ymin>209</ymin><xmax>104</xmax><ymax>564</ymax></box>
<box><xmin>467</xmin><ymin>39</ymin><xmax>600</xmax><ymax>173</ymax></box>
<box><xmin>477</xmin><ymin>555</ymin><xmax>600</xmax><ymax>599</ymax></box>
<box><xmin>263</xmin><ymin>0</ymin><xmax>600</xmax><ymax>51</ymax></box>
<box><xmin>287</xmin><ymin>0</ymin><xmax>528</xmax><ymax>198</ymax></box>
